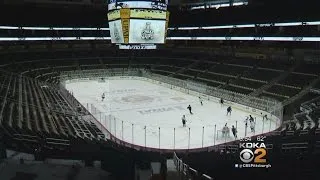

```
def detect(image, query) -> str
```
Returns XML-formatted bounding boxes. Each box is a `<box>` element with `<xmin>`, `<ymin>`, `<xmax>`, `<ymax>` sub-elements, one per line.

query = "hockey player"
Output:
<box><xmin>249</xmin><ymin>115</ymin><xmax>254</xmax><ymax>123</ymax></box>
<box><xmin>245</xmin><ymin>121</ymin><xmax>248</xmax><ymax>136</ymax></box>
<box><xmin>187</xmin><ymin>105</ymin><xmax>193</xmax><ymax>114</ymax></box>
<box><xmin>244</xmin><ymin>116</ymin><xmax>249</xmax><ymax>124</ymax></box>
<box><xmin>182</xmin><ymin>115</ymin><xmax>186</xmax><ymax>127</ymax></box>
<box><xmin>220</xmin><ymin>98</ymin><xmax>224</xmax><ymax>107</ymax></box>
<box><xmin>101</xmin><ymin>93</ymin><xmax>105</xmax><ymax>101</ymax></box>
<box><xmin>222</xmin><ymin>123</ymin><xmax>230</xmax><ymax>137</ymax></box>
<box><xmin>231</xmin><ymin>125</ymin><xmax>237</xmax><ymax>139</ymax></box>
<box><xmin>227</xmin><ymin>106</ymin><xmax>232</xmax><ymax>116</ymax></box>
<box><xmin>263</xmin><ymin>114</ymin><xmax>268</xmax><ymax>121</ymax></box>
<box><xmin>199</xmin><ymin>97</ymin><xmax>203</xmax><ymax>106</ymax></box>
<box><xmin>250</xmin><ymin>120</ymin><xmax>255</xmax><ymax>133</ymax></box>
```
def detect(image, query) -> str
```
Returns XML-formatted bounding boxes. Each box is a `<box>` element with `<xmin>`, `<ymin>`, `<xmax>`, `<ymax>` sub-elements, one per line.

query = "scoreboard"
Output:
<box><xmin>107</xmin><ymin>0</ymin><xmax>170</xmax><ymax>49</ymax></box>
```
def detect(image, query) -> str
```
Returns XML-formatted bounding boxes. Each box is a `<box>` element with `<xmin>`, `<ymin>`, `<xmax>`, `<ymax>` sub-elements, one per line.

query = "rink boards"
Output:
<box><xmin>64</xmin><ymin>76</ymin><xmax>280</xmax><ymax>149</ymax></box>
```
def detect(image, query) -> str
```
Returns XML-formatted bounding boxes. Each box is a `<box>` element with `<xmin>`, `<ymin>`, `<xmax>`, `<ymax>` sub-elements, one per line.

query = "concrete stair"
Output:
<box><xmin>166</xmin><ymin>159</ymin><xmax>179</xmax><ymax>180</ymax></box>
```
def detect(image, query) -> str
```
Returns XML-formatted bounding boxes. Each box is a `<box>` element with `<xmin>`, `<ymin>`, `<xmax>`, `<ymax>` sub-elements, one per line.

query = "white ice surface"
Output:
<box><xmin>65</xmin><ymin>79</ymin><xmax>277</xmax><ymax>149</ymax></box>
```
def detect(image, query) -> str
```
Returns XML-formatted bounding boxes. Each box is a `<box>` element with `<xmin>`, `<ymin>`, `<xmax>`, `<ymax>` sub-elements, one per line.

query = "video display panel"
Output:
<box><xmin>108</xmin><ymin>20</ymin><xmax>125</xmax><ymax>44</ymax></box>
<box><xmin>128</xmin><ymin>19</ymin><xmax>166</xmax><ymax>44</ymax></box>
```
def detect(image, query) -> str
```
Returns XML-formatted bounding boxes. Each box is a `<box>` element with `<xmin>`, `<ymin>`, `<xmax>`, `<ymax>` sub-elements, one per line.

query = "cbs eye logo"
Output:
<box><xmin>240</xmin><ymin>148</ymin><xmax>267</xmax><ymax>163</ymax></box>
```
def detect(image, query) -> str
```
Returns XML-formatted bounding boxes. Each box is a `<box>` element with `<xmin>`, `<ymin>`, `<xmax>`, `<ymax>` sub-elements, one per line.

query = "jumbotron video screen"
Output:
<box><xmin>107</xmin><ymin>0</ymin><xmax>170</xmax><ymax>49</ymax></box>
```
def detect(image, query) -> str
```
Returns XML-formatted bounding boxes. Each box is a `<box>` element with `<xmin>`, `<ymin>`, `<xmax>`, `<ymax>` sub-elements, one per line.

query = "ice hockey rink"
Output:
<box><xmin>65</xmin><ymin>77</ymin><xmax>279</xmax><ymax>149</ymax></box>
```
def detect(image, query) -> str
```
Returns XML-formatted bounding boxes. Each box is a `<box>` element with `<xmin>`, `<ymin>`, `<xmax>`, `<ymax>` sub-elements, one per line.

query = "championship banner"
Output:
<box><xmin>120</xmin><ymin>8</ymin><xmax>131</xmax><ymax>43</ymax></box>
<box><xmin>108</xmin><ymin>10</ymin><xmax>121</xmax><ymax>21</ymax></box>
<box><xmin>130</xmin><ymin>9</ymin><xmax>166</xmax><ymax>19</ymax></box>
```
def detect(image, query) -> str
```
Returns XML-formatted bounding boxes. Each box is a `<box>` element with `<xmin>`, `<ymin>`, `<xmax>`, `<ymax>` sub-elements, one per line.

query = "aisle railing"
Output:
<box><xmin>173</xmin><ymin>152</ymin><xmax>213</xmax><ymax>180</ymax></box>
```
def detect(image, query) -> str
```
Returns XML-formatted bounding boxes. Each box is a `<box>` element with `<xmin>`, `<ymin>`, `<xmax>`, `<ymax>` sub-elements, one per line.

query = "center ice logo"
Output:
<box><xmin>114</xmin><ymin>95</ymin><xmax>155</xmax><ymax>104</ymax></box>
<box><xmin>138</xmin><ymin>106</ymin><xmax>184</xmax><ymax>115</ymax></box>
<box><xmin>170</xmin><ymin>97</ymin><xmax>186</xmax><ymax>102</ymax></box>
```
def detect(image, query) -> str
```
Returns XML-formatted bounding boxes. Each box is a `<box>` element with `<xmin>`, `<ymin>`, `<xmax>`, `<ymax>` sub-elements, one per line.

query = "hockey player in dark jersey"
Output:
<box><xmin>187</xmin><ymin>105</ymin><xmax>193</xmax><ymax>115</ymax></box>
<box><xmin>220</xmin><ymin>98</ymin><xmax>224</xmax><ymax>107</ymax></box>
<box><xmin>249</xmin><ymin>115</ymin><xmax>254</xmax><ymax>123</ymax></box>
<box><xmin>232</xmin><ymin>125</ymin><xmax>237</xmax><ymax>139</ymax></box>
<box><xmin>227</xmin><ymin>106</ymin><xmax>232</xmax><ymax>116</ymax></box>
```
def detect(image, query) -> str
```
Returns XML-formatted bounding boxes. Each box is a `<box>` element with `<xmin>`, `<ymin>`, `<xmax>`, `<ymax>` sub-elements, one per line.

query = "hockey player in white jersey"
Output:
<box><xmin>263</xmin><ymin>114</ymin><xmax>268</xmax><ymax>121</ymax></box>
<box><xmin>199</xmin><ymin>97</ymin><xmax>203</xmax><ymax>106</ymax></box>
<box><xmin>250</xmin><ymin>119</ymin><xmax>255</xmax><ymax>133</ymax></box>
<box><xmin>182</xmin><ymin>115</ymin><xmax>187</xmax><ymax>127</ymax></box>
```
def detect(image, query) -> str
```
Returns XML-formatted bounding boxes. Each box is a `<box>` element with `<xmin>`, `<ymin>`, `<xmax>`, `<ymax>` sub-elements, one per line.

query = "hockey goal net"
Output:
<box><xmin>216</xmin><ymin>127</ymin><xmax>232</xmax><ymax>141</ymax></box>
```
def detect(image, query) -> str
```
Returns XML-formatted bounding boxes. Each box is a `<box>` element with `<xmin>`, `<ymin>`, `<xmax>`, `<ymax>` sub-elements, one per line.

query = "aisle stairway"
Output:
<box><xmin>249</xmin><ymin>70</ymin><xmax>291</xmax><ymax>97</ymax></box>
<box><xmin>249</xmin><ymin>60</ymin><xmax>301</xmax><ymax>97</ymax></box>
<box><xmin>166</xmin><ymin>159</ymin><xmax>179</xmax><ymax>180</ymax></box>
<box><xmin>283</xmin><ymin>76</ymin><xmax>320</xmax><ymax>106</ymax></box>
<box><xmin>168</xmin><ymin>61</ymin><xmax>200</xmax><ymax>78</ymax></box>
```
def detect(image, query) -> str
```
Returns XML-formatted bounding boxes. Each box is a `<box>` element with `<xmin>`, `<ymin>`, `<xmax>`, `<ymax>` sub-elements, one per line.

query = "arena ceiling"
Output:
<box><xmin>1</xmin><ymin>0</ymin><xmax>318</xmax><ymax>6</ymax></box>
<box><xmin>0</xmin><ymin>0</ymin><xmax>319</xmax><ymax>26</ymax></box>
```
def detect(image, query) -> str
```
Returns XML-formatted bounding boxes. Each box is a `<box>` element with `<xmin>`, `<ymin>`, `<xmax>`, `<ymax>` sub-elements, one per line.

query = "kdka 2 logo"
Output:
<box><xmin>236</xmin><ymin>136</ymin><xmax>271</xmax><ymax>168</ymax></box>
<box><xmin>239</xmin><ymin>142</ymin><xmax>266</xmax><ymax>163</ymax></box>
